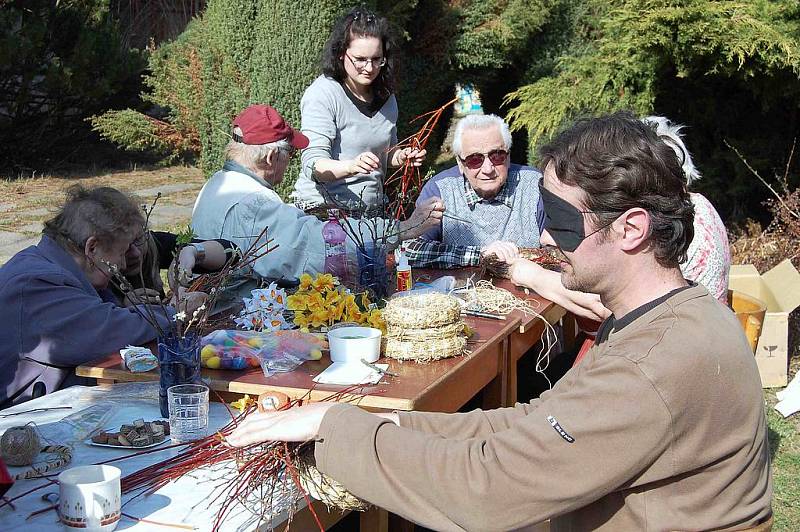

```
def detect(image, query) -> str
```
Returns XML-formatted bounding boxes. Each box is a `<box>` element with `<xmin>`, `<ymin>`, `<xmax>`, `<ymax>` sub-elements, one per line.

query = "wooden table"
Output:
<box><xmin>77</xmin><ymin>312</ymin><xmax>522</xmax><ymax>413</ymax></box>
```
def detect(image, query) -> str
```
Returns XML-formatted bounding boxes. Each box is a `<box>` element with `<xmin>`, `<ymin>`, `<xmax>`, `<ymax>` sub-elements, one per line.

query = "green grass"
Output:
<box><xmin>766</xmin><ymin>388</ymin><xmax>800</xmax><ymax>530</ymax></box>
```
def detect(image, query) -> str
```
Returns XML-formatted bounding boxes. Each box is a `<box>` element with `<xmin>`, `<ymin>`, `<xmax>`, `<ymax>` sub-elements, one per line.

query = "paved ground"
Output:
<box><xmin>0</xmin><ymin>166</ymin><xmax>206</xmax><ymax>265</ymax></box>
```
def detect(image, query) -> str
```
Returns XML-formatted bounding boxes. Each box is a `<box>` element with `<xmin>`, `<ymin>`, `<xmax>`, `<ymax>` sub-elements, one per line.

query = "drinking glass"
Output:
<box><xmin>167</xmin><ymin>383</ymin><xmax>209</xmax><ymax>443</ymax></box>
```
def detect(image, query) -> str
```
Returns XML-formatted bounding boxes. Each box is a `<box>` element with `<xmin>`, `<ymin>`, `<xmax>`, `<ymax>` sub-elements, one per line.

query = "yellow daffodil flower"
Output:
<box><xmin>287</xmin><ymin>293</ymin><xmax>308</xmax><ymax>311</ymax></box>
<box><xmin>299</xmin><ymin>273</ymin><xmax>314</xmax><ymax>290</ymax></box>
<box><xmin>310</xmin><ymin>308</ymin><xmax>331</xmax><ymax>328</ymax></box>
<box><xmin>313</xmin><ymin>273</ymin><xmax>336</xmax><ymax>292</ymax></box>
<box><xmin>231</xmin><ymin>394</ymin><xmax>253</xmax><ymax>412</ymax></box>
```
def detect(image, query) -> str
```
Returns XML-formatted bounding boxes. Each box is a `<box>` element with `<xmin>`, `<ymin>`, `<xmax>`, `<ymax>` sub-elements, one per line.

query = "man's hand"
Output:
<box><xmin>481</xmin><ymin>241</ymin><xmax>520</xmax><ymax>263</ymax></box>
<box><xmin>348</xmin><ymin>151</ymin><xmax>381</xmax><ymax>175</ymax></box>
<box><xmin>171</xmin><ymin>290</ymin><xmax>208</xmax><ymax>318</ymax></box>
<box><xmin>123</xmin><ymin>287</ymin><xmax>162</xmax><ymax>307</ymax></box>
<box><xmin>226</xmin><ymin>402</ymin><xmax>338</xmax><ymax>446</ymax></box>
<box><xmin>399</xmin><ymin>196</ymin><xmax>445</xmax><ymax>239</ymax></box>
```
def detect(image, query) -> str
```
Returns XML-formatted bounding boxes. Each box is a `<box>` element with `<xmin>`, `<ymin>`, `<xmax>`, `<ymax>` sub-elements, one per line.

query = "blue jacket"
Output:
<box><xmin>0</xmin><ymin>236</ymin><xmax>173</xmax><ymax>405</ymax></box>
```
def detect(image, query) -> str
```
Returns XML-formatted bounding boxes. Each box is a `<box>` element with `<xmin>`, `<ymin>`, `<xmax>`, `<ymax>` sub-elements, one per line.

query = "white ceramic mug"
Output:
<box><xmin>58</xmin><ymin>465</ymin><xmax>121</xmax><ymax>532</ymax></box>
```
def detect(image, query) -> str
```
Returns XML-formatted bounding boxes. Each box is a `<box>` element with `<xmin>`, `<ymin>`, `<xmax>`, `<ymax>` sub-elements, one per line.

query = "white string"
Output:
<box><xmin>457</xmin><ymin>279</ymin><xmax>559</xmax><ymax>390</ymax></box>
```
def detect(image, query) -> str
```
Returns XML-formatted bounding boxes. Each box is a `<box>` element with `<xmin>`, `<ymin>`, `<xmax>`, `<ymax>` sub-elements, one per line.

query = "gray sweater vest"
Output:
<box><xmin>437</xmin><ymin>168</ymin><xmax>542</xmax><ymax>248</ymax></box>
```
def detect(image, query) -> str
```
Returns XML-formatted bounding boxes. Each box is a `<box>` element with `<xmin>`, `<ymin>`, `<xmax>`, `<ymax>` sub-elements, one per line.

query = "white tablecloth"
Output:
<box><xmin>0</xmin><ymin>384</ymin><xmax>303</xmax><ymax>531</ymax></box>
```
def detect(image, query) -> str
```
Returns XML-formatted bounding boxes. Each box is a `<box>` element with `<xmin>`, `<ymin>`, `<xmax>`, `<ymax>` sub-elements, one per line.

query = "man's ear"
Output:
<box><xmin>616</xmin><ymin>207</ymin><xmax>650</xmax><ymax>252</ymax></box>
<box><xmin>455</xmin><ymin>157</ymin><xmax>465</xmax><ymax>176</ymax></box>
<box><xmin>263</xmin><ymin>148</ymin><xmax>277</xmax><ymax>166</ymax></box>
<box><xmin>84</xmin><ymin>236</ymin><xmax>99</xmax><ymax>258</ymax></box>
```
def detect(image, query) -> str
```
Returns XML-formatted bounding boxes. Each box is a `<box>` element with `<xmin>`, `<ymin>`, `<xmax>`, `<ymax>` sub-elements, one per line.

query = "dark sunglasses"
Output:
<box><xmin>458</xmin><ymin>149</ymin><xmax>508</xmax><ymax>170</ymax></box>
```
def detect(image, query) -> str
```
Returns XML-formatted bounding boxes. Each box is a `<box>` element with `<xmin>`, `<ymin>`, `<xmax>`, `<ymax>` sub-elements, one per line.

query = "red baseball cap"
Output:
<box><xmin>232</xmin><ymin>104</ymin><xmax>309</xmax><ymax>149</ymax></box>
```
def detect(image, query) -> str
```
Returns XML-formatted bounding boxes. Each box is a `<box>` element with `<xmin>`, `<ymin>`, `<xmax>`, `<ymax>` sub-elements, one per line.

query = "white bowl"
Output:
<box><xmin>327</xmin><ymin>326</ymin><xmax>382</xmax><ymax>364</ymax></box>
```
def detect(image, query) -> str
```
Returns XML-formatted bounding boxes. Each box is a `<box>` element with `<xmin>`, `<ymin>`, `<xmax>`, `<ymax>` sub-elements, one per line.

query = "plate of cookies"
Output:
<box><xmin>88</xmin><ymin>419</ymin><xmax>170</xmax><ymax>449</ymax></box>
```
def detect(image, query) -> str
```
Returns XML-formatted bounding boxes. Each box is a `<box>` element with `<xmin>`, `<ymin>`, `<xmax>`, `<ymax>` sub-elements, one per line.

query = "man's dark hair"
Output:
<box><xmin>321</xmin><ymin>6</ymin><xmax>396</xmax><ymax>100</ymax></box>
<box><xmin>539</xmin><ymin>111</ymin><xmax>695</xmax><ymax>267</ymax></box>
<box><xmin>43</xmin><ymin>185</ymin><xmax>144</xmax><ymax>251</ymax></box>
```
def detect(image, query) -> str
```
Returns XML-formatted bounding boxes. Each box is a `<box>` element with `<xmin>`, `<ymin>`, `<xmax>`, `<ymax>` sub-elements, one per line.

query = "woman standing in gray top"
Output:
<box><xmin>292</xmin><ymin>7</ymin><xmax>425</xmax><ymax>210</ymax></box>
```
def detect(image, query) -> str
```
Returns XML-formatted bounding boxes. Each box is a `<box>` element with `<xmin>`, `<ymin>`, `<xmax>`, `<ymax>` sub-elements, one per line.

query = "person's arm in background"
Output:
<box><xmin>508</xmin><ymin>259</ymin><xmax>610</xmax><ymax>322</ymax></box>
<box><xmin>151</xmin><ymin>231</ymin><xmax>237</xmax><ymax>273</ymax></box>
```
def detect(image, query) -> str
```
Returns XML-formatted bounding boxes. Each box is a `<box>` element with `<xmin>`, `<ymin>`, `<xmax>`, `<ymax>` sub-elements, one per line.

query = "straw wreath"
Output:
<box><xmin>382</xmin><ymin>293</ymin><xmax>467</xmax><ymax>362</ymax></box>
<box><xmin>296</xmin><ymin>449</ymin><xmax>371</xmax><ymax>512</ymax></box>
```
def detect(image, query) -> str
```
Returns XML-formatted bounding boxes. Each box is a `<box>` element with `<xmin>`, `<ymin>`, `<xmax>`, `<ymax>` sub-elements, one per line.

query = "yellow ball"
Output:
<box><xmin>247</xmin><ymin>337</ymin><xmax>263</xmax><ymax>348</ymax></box>
<box><xmin>205</xmin><ymin>356</ymin><xmax>221</xmax><ymax>369</ymax></box>
<box><xmin>300</xmin><ymin>327</ymin><xmax>310</xmax><ymax>333</ymax></box>
<box><xmin>201</xmin><ymin>345</ymin><xmax>217</xmax><ymax>360</ymax></box>
<box><xmin>309</xmin><ymin>348</ymin><xmax>323</xmax><ymax>361</ymax></box>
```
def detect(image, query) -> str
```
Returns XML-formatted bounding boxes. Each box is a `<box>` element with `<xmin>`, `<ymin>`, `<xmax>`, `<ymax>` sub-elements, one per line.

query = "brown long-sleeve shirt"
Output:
<box><xmin>315</xmin><ymin>285</ymin><xmax>771</xmax><ymax>531</ymax></box>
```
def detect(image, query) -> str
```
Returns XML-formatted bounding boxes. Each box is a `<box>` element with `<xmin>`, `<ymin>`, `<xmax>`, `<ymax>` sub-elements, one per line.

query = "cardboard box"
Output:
<box><xmin>729</xmin><ymin>260</ymin><xmax>800</xmax><ymax>388</ymax></box>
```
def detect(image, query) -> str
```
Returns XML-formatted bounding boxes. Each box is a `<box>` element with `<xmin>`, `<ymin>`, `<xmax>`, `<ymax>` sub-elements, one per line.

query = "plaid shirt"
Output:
<box><xmin>405</xmin><ymin>178</ymin><xmax>516</xmax><ymax>269</ymax></box>
<box><xmin>404</xmin><ymin>237</ymin><xmax>482</xmax><ymax>269</ymax></box>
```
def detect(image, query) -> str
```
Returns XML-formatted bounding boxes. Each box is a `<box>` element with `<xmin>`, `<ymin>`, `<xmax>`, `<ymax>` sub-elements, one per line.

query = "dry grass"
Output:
<box><xmin>0</xmin><ymin>165</ymin><xmax>204</xmax><ymax>233</ymax></box>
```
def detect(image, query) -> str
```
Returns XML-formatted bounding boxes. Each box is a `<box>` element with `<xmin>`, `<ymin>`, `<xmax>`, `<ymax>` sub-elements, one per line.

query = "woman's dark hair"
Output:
<box><xmin>321</xmin><ymin>6</ymin><xmax>396</xmax><ymax>99</ymax></box>
<box><xmin>539</xmin><ymin>111</ymin><xmax>695</xmax><ymax>268</ymax></box>
<box><xmin>43</xmin><ymin>185</ymin><xmax>145</xmax><ymax>251</ymax></box>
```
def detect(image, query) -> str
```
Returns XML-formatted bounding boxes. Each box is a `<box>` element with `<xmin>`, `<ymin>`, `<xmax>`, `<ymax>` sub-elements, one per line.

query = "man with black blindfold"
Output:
<box><xmin>226</xmin><ymin>112</ymin><xmax>771</xmax><ymax>531</ymax></box>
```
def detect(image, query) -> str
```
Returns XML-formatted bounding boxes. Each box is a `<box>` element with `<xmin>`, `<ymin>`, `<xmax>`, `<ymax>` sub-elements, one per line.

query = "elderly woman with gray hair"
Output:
<box><xmin>643</xmin><ymin>116</ymin><xmax>731</xmax><ymax>304</ymax></box>
<box><xmin>0</xmin><ymin>186</ymin><xmax>174</xmax><ymax>406</ymax></box>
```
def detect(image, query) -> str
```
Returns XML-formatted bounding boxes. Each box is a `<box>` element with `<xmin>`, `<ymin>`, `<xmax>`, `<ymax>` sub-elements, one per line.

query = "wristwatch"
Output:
<box><xmin>189</xmin><ymin>243</ymin><xmax>206</xmax><ymax>264</ymax></box>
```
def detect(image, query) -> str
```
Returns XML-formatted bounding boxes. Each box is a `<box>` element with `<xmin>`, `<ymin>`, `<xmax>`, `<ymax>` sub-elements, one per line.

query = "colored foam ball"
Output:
<box><xmin>247</xmin><ymin>356</ymin><xmax>260</xmax><ymax>368</ymax></box>
<box><xmin>247</xmin><ymin>336</ymin><xmax>264</xmax><ymax>348</ymax></box>
<box><xmin>220</xmin><ymin>357</ymin><xmax>234</xmax><ymax>370</ymax></box>
<box><xmin>205</xmin><ymin>356</ymin><xmax>221</xmax><ymax>369</ymax></box>
<box><xmin>309</xmin><ymin>348</ymin><xmax>323</xmax><ymax>361</ymax></box>
<box><xmin>231</xmin><ymin>357</ymin><xmax>247</xmax><ymax>370</ymax></box>
<box><xmin>201</xmin><ymin>344</ymin><xmax>217</xmax><ymax>360</ymax></box>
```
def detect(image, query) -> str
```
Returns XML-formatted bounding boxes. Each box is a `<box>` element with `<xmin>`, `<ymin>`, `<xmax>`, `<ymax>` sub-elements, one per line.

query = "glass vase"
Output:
<box><xmin>157</xmin><ymin>334</ymin><xmax>202</xmax><ymax>418</ymax></box>
<box><xmin>356</xmin><ymin>242</ymin><xmax>391</xmax><ymax>300</ymax></box>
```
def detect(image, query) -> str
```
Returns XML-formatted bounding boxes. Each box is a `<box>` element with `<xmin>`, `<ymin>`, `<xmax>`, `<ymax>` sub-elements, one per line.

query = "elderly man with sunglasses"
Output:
<box><xmin>407</xmin><ymin>114</ymin><xmax>609</xmax><ymax>322</ymax></box>
<box><xmin>192</xmin><ymin>104</ymin><xmax>444</xmax><ymax>281</ymax></box>
<box><xmin>406</xmin><ymin>114</ymin><xmax>542</xmax><ymax>268</ymax></box>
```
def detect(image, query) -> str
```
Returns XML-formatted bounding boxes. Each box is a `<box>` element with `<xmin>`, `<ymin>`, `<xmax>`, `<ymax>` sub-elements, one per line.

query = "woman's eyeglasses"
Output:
<box><xmin>345</xmin><ymin>53</ymin><xmax>387</xmax><ymax>70</ymax></box>
<box><xmin>458</xmin><ymin>149</ymin><xmax>508</xmax><ymax>170</ymax></box>
<box><xmin>132</xmin><ymin>232</ymin><xmax>149</xmax><ymax>248</ymax></box>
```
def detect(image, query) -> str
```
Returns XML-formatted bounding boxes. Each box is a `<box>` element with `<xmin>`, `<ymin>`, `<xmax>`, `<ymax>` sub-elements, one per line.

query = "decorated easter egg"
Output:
<box><xmin>309</xmin><ymin>348</ymin><xmax>323</xmax><ymax>361</ymax></box>
<box><xmin>201</xmin><ymin>344</ymin><xmax>217</xmax><ymax>360</ymax></box>
<box><xmin>247</xmin><ymin>336</ymin><xmax>263</xmax><ymax>348</ymax></box>
<box><xmin>247</xmin><ymin>356</ymin><xmax>260</xmax><ymax>368</ymax></box>
<box><xmin>231</xmin><ymin>356</ymin><xmax>247</xmax><ymax>370</ymax></box>
<box><xmin>221</xmin><ymin>357</ymin><xmax>234</xmax><ymax>370</ymax></box>
<box><xmin>205</xmin><ymin>356</ymin><xmax>221</xmax><ymax>369</ymax></box>
<box><xmin>223</xmin><ymin>339</ymin><xmax>235</xmax><ymax>347</ymax></box>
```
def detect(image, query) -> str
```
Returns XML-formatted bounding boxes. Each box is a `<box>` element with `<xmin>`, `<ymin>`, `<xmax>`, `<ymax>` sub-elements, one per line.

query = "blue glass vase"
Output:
<box><xmin>356</xmin><ymin>242</ymin><xmax>390</xmax><ymax>299</ymax></box>
<box><xmin>158</xmin><ymin>334</ymin><xmax>202</xmax><ymax>418</ymax></box>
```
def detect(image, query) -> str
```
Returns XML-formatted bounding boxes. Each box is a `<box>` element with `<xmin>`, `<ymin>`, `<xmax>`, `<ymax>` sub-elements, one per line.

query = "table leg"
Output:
<box><xmin>388</xmin><ymin>512</ymin><xmax>415</xmax><ymax>532</ymax></box>
<box><xmin>96</xmin><ymin>378</ymin><xmax>115</xmax><ymax>389</ymax></box>
<box><xmin>481</xmin><ymin>335</ymin><xmax>508</xmax><ymax>410</ymax></box>
<box><xmin>360</xmin><ymin>507</ymin><xmax>389</xmax><ymax>532</ymax></box>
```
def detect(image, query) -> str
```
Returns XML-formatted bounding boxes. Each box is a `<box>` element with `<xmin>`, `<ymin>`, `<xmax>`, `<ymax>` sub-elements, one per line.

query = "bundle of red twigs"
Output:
<box><xmin>384</xmin><ymin>98</ymin><xmax>457</xmax><ymax>219</ymax></box>
<box><xmin>117</xmin><ymin>387</ymin><xmax>366</xmax><ymax>531</ymax></box>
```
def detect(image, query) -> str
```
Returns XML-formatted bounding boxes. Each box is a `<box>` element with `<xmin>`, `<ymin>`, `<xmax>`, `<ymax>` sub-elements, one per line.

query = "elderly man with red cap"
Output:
<box><xmin>192</xmin><ymin>104</ymin><xmax>444</xmax><ymax>280</ymax></box>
